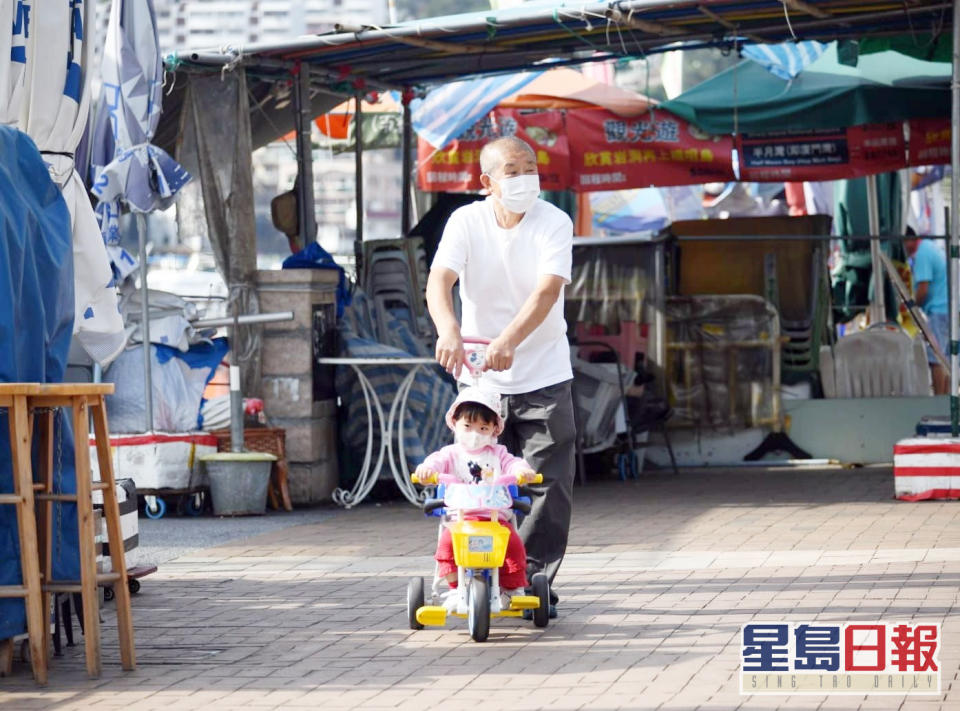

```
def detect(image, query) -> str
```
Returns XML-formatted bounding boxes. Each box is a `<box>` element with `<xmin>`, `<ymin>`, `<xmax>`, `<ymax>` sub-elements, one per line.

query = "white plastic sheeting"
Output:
<box><xmin>104</xmin><ymin>345</ymin><xmax>210</xmax><ymax>432</ymax></box>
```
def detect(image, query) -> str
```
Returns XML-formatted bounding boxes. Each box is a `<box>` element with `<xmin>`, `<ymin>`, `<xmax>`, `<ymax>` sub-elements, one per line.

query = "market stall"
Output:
<box><xmin>156</xmin><ymin>1</ymin><xmax>958</xmax><ymax>492</ymax></box>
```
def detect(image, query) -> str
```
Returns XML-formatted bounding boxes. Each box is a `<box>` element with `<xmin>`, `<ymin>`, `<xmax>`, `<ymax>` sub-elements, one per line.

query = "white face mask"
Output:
<box><xmin>488</xmin><ymin>173</ymin><xmax>540</xmax><ymax>214</ymax></box>
<box><xmin>456</xmin><ymin>430</ymin><xmax>496</xmax><ymax>451</ymax></box>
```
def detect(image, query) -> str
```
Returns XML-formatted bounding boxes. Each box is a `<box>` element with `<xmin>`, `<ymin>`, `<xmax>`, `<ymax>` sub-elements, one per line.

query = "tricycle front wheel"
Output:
<box><xmin>467</xmin><ymin>577</ymin><xmax>490</xmax><ymax>642</ymax></box>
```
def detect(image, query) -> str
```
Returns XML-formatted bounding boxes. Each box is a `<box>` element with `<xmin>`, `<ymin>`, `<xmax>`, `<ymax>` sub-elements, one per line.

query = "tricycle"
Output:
<box><xmin>406</xmin><ymin>469</ymin><xmax>550</xmax><ymax>642</ymax></box>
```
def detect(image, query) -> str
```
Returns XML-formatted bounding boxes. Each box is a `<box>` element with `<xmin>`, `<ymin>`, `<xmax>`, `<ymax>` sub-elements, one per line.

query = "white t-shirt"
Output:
<box><xmin>432</xmin><ymin>197</ymin><xmax>574</xmax><ymax>394</ymax></box>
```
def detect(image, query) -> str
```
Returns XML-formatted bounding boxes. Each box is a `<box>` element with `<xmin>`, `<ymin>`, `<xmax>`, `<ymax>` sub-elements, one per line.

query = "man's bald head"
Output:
<box><xmin>480</xmin><ymin>136</ymin><xmax>537</xmax><ymax>178</ymax></box>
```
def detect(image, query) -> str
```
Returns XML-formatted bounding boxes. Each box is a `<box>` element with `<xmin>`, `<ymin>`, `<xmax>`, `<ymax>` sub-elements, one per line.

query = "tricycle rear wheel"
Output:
<box><xmin>531</xmin><ymin>572</ymin><xmax>550</xmax><ymax>628</ymax></box>
<box><xmin>407</xmin><ymin>577</ymin><xmax>425</xmax><ymax>630</ymax></box>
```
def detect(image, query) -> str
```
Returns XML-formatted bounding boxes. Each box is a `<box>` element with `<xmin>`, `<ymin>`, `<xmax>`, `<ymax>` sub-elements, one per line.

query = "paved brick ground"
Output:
<box><xmin>2</xmin><ymin>467</ymin><xmax>959</xmax><ymax>710</ymax></box>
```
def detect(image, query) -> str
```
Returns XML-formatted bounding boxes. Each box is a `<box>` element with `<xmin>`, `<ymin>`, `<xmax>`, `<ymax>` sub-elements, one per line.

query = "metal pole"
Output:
<box><xmin>136</xmin><ymin>213</ymin><xmax>153</xmax><ymax>432</ymax></box>
<box><xmin>401</xmin><ymin>99</ymin><xmax>413</xmax><ymax>237</ymax></box>
<box><xmin>950</xmin><ymin>0</ymin><xmax>960</xmax><ymax>434</ymax></box>
<box><xmin>866</xmin><ymin>174</ymin><xmax>886</xmax><ymax>324</ymax></box>
<box><xmin>230</xmin><ymin>303</ymin><xmax>245</xmax><ymax>452</ymax></box>
<box><xmin>293</xmin><ymin>63</ymin><xmax>317</xmax><ymax>252</ymax></box>
<box><xmin>653</xmin><ymin>240</ymin><xmax>666</xmax><ymax>398</ymax></box>
<box><xmin>192</xmin><ymin>311</ymin><xmax>294</xmax><ymax>329</ymax></box>
<box><xmin>354</xmin><ymin>95</ymin><xmax>364</xmax><ymax>286</ymax></box>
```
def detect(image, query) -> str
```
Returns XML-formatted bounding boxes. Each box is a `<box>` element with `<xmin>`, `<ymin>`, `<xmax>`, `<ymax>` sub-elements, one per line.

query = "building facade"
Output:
<box><xmin>153</xmin><ymin>0</ymin><xmax>388</xmax><ymax>54</ymax></box>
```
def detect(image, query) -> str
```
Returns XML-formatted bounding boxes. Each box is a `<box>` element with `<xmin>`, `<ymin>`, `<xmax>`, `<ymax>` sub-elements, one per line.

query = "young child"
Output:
<box><xmin>415</xmin><ymin>387</ymin><xmax>536</xmax><ymax>609</ymax></box>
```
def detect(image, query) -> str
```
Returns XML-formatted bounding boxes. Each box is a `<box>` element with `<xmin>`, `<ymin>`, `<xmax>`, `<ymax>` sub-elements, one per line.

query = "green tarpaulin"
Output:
<box><xmin>662</xmin><ymin>43</ymin><xmax>951</xmax><ymax>135</ymax></box>
<box><xmin>832</xmin><ymin>174</ymin><xmax>904</xmax><ymax>323</ymax></box>
<box><xmin>839</xmin><ymin>36</ymin><xmax>952</xmax><ymax>65</ymax></box>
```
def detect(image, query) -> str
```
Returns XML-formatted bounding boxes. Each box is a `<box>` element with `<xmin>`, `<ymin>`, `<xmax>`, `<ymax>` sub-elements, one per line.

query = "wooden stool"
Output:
<box><xmin>0</xmin><ymin>384</ymin><xmax>136</xmax><ymax>680</ymax></box>
<box><xmin>0</xmin><ymin>389</ymin><xmax>48</xmax><ymax>683</ymax></box>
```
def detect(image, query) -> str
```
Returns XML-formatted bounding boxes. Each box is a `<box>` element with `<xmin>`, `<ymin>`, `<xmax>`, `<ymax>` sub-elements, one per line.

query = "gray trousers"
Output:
<box><xmin>463</xmin><ymin>379</ymin><xmax>576</xmax><ymax>586</ymax></box>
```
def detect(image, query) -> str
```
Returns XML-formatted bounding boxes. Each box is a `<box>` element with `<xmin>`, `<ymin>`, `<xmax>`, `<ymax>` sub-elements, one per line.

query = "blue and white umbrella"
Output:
<box><xmin>412</xmin><ymin>71</ymin><xmax>542</xmax><ymax>149</ymax></box>
<box><xmin>89</xmin><ymin>0</ymin><xmax>191</xmax><ymax>432</ymax></box>
<box><xmin>589</xmin><ymin>189</ymin><xmax>670</xmax><ymax>235</ymax></box>
<box><xmin>0</xmin><ymin>0</ymin><xmax>126</xmax><ymax>367</ymax></box>
<box><xmin>0</xmin><ymin>0</ymin><xmax>28</xmax><ymax>125</ymax></box>
<box><xmin>741</xmin><ymin>40</ymin><xmax>827</xmax><ymax>80</ymax></box>
<box><xmin>89</xmin><ymin>0</ymin><xmax>191</xmax><ymax>279</ymax></box>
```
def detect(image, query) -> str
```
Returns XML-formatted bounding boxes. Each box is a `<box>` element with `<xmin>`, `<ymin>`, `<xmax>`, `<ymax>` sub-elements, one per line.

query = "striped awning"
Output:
<box><xmin>412</xmin><ymin>72</ymin><xmax>542</xmax><ymax>150</ymax></box>
<box><xmin>741</xmin><ymin>40</ymin><xmax>828</xmax><ymax>79</ymax></box>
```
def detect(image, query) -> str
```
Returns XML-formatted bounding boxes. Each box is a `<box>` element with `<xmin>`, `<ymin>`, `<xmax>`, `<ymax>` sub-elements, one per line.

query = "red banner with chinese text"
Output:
<box><xmin>565</xmin><ymin>108</ymin><xmax>735</xmax><ymax>190</ymax></box>
<box><xmin>737</xmin><ymin>123</ymin><xmax>907</xmax><ymax>182</ymax></box>
<box><xmin>908</xmin><ymin>118</ymin><xmax>950</xmax><ymax>166</ymax></box>
<box><xmin>417</xmin><ymin>109</ymin><xmax>570</xmax><ymax>192</ymax></box>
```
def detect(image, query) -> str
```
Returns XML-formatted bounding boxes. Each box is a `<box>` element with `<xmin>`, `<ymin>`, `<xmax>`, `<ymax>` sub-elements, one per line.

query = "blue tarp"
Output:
<box><xmin>157</xmin><ymin>337</ymin><xmax>230</xmax><ymax>430</ymax></box>
<box><xmin>282</xmin><ymin>242</ymin><xmax>351</xmax><ymax>318</ymax></box>
<box><xmin>0</xmin><ymin>126</ymin><xmax>79</xmax><ymax>639</ymax></box>
<box><xmin>336</xmin><ymin>290</ymin><xmax>455</xmax><ymax>480</ymax></box>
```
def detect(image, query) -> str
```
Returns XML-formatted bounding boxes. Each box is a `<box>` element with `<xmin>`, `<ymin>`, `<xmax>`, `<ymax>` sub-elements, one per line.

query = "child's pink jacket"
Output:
<box><xmin>420</xmin><ymin>443</ymin><xmax>531</xmax><ymax>483</ymax></box>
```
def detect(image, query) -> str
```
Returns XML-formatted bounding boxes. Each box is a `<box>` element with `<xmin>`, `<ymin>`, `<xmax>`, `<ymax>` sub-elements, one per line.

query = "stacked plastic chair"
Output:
<box><xmin>363</xmin><ymin>238</ymin><xmax>433</xmax><ymax>344</ymax></box>
<box><xmin>820</xmin><ymin>325</ymin><xmax>932</xmax><ymax>398</ymax></box>
<box><xmin>764</xmin><ymin>248</ymin><xmax>830</xmax><ymax>384</ymax></box>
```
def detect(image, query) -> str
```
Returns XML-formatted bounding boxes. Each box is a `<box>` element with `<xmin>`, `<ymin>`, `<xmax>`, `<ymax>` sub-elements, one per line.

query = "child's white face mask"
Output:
<box><xmin>456</xmin><ymin>430</ymin><xmax>496</xmax><ymax>451</ymax></box>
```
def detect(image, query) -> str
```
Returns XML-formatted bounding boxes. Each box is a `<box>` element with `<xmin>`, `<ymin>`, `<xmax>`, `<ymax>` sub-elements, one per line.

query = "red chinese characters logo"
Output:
<box><xmin>844</xmin><ymin>624</ymin><xmax>939</xmax><ymax>672</ymax></box>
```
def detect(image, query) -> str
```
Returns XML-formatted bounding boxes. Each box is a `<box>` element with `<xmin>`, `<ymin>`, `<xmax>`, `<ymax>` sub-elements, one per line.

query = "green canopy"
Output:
<box><xmin>839</xmin><ymin>35</ymin><xmax>952</xmax><ymax>65</ymax></box>
<box><xmin>662</xmin><ymin>43</ymin><xmax>951</xmax><ymax>135</ymax></box>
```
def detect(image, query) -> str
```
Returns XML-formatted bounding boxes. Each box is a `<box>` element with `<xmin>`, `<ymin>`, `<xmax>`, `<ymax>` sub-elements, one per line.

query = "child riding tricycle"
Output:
<box><xmin>406</xmin><ymin>338</ymin><xmax>551</xmax><ymax>642</ymax></box>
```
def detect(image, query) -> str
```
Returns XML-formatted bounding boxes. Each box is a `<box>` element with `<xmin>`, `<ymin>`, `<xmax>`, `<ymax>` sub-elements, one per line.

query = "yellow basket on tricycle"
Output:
<box><xmin>449</xmin><ymin>519</ymin><xmax>511</xmax><ymax>569</ymax></box>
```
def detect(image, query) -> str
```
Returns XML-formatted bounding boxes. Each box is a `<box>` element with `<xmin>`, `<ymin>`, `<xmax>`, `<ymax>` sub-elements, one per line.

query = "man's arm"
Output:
<box><xmin>916</xmin><ymin>281</ymin><xmax>930</xmax><ymax>309</ymax></box>
<box><xmin>484</xmin><ymin>274</ymin><xmax>565</xmax><ymax>372</ymax></box>
<box><xmin>426</xmin><ymin>266</ymin><xmax>465</xmax><ymax>377</ymax></box>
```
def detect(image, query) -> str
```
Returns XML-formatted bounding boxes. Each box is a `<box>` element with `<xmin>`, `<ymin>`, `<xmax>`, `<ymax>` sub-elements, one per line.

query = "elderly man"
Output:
<box><xmin>425</xmin><ymin>136</ymin><xmax>576</xmax><ymax>615</ymax></box>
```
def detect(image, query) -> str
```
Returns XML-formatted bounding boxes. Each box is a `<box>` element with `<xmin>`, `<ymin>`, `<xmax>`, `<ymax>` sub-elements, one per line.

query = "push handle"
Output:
<box><xmin>462</xmin><ymin>337</ymin><xmax>490</xmax><ymax>381</ymax></box>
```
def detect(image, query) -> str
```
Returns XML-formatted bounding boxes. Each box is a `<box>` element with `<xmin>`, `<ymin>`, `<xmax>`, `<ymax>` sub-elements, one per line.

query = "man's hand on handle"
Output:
<box><xmin>483</xmin><ymin>335</ymin><xmax>515</xmax><ymax>372</ymax></box>
<box><xmin>435</xmin><ymin>329</ymin><xmax>465</xmax><ymax>378</ymax></box>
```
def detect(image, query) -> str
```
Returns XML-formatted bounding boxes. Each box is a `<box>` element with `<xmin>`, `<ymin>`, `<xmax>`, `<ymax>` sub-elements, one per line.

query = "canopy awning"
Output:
<box><xmin>158</xmin><ymin>0</ymin><xmax>954</xmax><ymax>154</ymax></box>
<box><xmin>171</xmin><ymin>0</ymin><xmax>953</xmax><ymax>87</ymax></box>
<box><xmin>662</xmin><ymin>42</ymin><xmax>952</xmax><ymax>135</ymax></box>
<box><xmin>498</xmin><ymin>67</ymin><xmax>655</xmax><ymax>116</ymax></box>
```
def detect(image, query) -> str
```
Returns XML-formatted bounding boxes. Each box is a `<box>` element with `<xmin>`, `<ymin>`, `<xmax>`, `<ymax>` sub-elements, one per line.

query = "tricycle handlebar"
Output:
<box><xmin>412</xmin><ymin>468</ymin><xmax>542</xmax><ymax>487</ymax></box>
